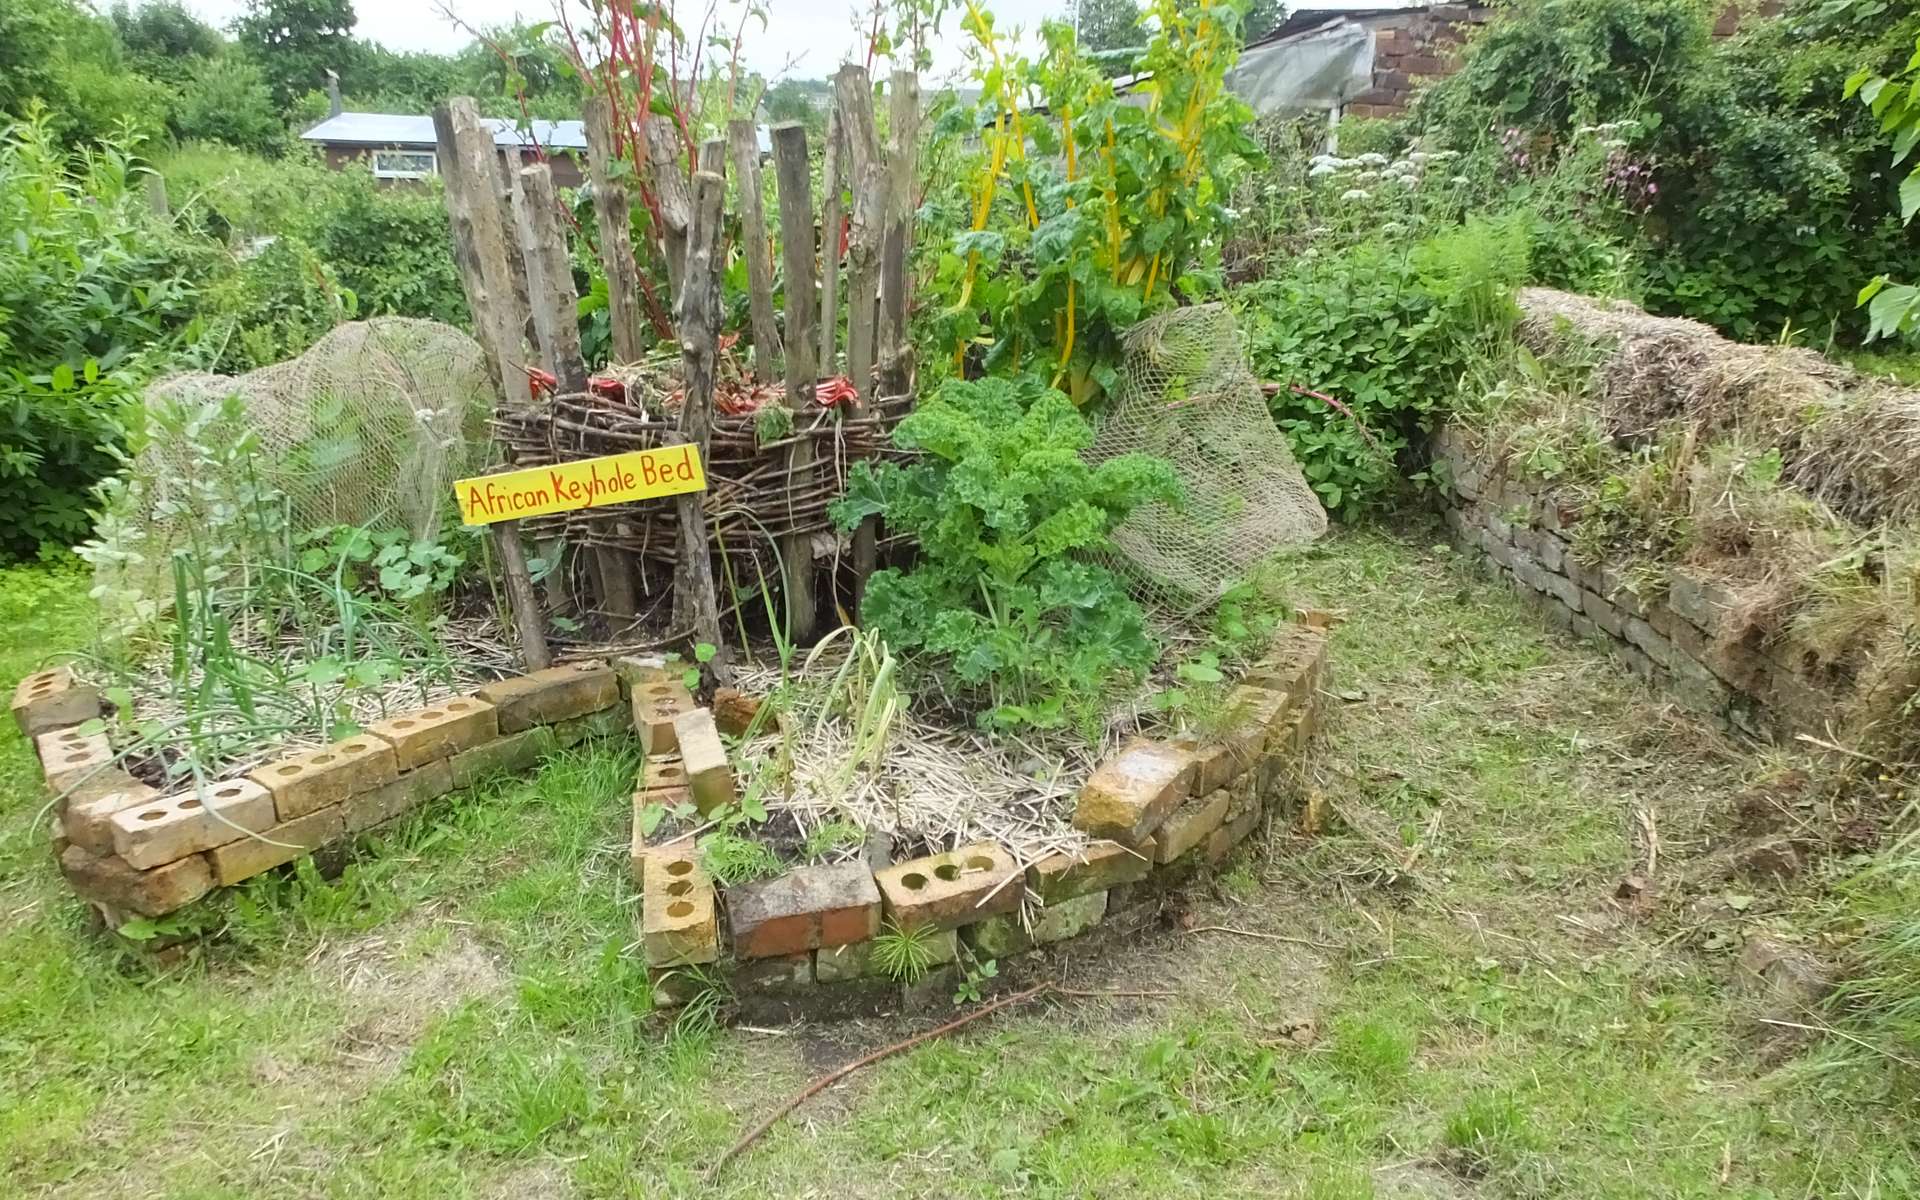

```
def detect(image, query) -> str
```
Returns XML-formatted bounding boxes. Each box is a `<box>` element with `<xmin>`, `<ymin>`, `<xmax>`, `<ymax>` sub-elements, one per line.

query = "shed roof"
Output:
<box><xmin>300</xmin><ymin>112</ymin><xmax>588</xmax><ymax>151</ymax></box>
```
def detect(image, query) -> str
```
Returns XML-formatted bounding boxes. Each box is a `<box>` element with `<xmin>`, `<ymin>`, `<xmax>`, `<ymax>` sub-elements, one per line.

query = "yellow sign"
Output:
<box><xmin>455</xmin><ymin>445</ymin><xmax>707</xmax><ymax>526</ymax></box>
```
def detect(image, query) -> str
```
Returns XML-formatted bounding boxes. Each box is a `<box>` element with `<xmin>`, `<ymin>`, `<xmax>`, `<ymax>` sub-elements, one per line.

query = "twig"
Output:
<box><xmin>1186</xmin><ymin>925</ymin><xmax>1342</xmax><ymax>952</ymax></box>
<box><xmin>708</xmin><ymin>982</ymin><xmax>1053</xmax><ymax>1179</ymax></box>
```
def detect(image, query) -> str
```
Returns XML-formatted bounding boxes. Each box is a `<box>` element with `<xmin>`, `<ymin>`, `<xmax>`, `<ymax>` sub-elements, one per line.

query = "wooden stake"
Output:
<box><xmin>490</xmin><ymin>520</ymin><xmax>552</xmax><ymax>671</ymax></box>
<box><xmin>878</xmin><ymin>70</ymin><xmax>920</xmax><ymax>398</ymax></box>
<box><xmin>512</xmin><ymin>163</ymin><xmax>637</xmax><ymax>623</ymax></box>
<box><xmin>510</xmin><ymin>163</ymin><xmax>588</xmax><ymax>394</ymax></box>
<box><xmin>645</xmin><ymin>114</ymin><xmax>692</xmax><ymax>308</ymax></box>
<box><xmin>698</xmin><ymin>137</ymin><xmax>727</xmax><ymax>178</ymax></box>
<box><xmin>434</xmin><ymin>99</ymin><xmax>532</xmax><ymax>409</ymax></box>
<box><xmin>672</xmin><ymin>170</ymin><xmax>727</xmax><ymax>665</ymax></box>
<box><xmin>771</xmin><ymin>122</ymin><xmax>819</xmax><ymax>644</ymax></box>
<box><xmin>816</xmin><ymin>105</ymin><xmax>845</xmax><ymax>376</ymax></box>
<box><xmin>833</xmin><ymin>64</ymin><xmax>879</xmax><ymax>187</ymax></box>
<box><xmin>845</xmin><ymin>161</ymin><xmax>888</xmax><ymax>611</ymax></box>
<box><xmin>728</xmin><ymin>119</ymin><xmax>781</xmax><ymax>384</ymax></box>
<box><xmin>583</xmin><ymin>95</ymin><xmax>647</xmax><ymax>363</ymax></box>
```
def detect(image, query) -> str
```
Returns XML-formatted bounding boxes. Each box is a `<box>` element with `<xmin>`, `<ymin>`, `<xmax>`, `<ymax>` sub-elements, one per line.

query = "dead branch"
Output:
<box><xmin>1185</xmin><ymin>925</ymin><xmax>1342</xmax><ymax>952</ymax></box>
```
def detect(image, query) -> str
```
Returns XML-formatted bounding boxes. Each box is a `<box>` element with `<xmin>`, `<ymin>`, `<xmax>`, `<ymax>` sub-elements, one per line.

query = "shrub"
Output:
<box><xmin>171</xmin><ymin>57</ymin><xmax>285</xmax><ymax>155</ymax></box>
<box><xmin>1241</xmin><ymin>214</ymin><xmax>1533</xmax><ymax>514</ymax></box>
<box><xmin>831</xmin><ymin>375</ymin><xmax>1180</xmax><ymax>734</ymax></box>
<box><xmin>0</xmin><ymin>113</ymin><xmax>210</xmax><ymax>557</ymax></box>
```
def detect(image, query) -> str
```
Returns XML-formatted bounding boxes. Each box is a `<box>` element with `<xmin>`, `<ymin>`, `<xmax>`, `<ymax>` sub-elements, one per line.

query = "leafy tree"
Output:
<box><xmin>172</xmin><ymin>57</ymin><xmax>284</xmax><ymax>154</ymax></box>
<box><xmin>1848</xmin><ymin>34</ymin><xmax>1920</xmax><ymax>339</ymax></box>
<box><xmin>1244</xmin><ymin>0</ymin><xmax>1283</xmax><ymax>42</ymax></box>
<box><xmin>0</xmin><ymin>0</ymin><xmax>172</xmax><ymax>144</ymax></box>
<box><xmin>1076</xmin><ymin>0</ymin><xmax>1143</xmax><ymax>54</ymax></box>
<box><xmin>111</xmin><ymin>1</ymin><xmax>223</xmax><ymax>83</ymax></box>
<box><xmin>763</xmin><ymin>77</ymin><xmax>830</xmax><ymax>139</ymax></box>
<box><xmin>234</xmin><ymin>0</ymin><xmax>359</xmax><ymax>108</ymax></box>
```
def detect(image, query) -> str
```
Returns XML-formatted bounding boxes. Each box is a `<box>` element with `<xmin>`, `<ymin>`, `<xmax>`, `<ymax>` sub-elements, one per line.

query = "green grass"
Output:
<box><xmin>1</xmin><ymin>528</ymin><xmax>1916</xmax><ymax>1197</ymax></box>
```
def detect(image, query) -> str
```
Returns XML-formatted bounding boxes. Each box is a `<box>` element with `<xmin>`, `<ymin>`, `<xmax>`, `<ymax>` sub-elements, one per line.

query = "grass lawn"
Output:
<box><xmin>1</xmin><ymin>525</ymin><xmax>1914</xmax><ymax>1198</ymax></box>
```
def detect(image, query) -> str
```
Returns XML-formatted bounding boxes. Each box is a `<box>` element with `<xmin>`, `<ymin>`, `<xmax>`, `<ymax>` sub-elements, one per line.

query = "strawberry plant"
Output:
<box><xmin>831</xmin><ymin>375</ymin><xmax>1180</xmax><ymax>735</ymax></box>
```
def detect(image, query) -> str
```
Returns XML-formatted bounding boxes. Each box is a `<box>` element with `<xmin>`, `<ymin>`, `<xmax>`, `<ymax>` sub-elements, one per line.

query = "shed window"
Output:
<box><xmin>371</xmin><ymin>150</ymin><xmax>437</xmax><ymax>179</ymax></box>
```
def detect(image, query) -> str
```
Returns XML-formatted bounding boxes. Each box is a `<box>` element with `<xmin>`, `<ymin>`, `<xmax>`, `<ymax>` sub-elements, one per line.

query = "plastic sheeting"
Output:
<box><xmin>1226</xmin><ymin>19</ymin><xmax>1376</xmax><ymax>116</ymax></box>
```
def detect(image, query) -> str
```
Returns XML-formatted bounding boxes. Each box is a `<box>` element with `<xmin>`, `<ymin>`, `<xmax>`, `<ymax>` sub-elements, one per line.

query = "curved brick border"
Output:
<box><xmin>628</xmin><ymin>627</ymin><xmax>1334</xmax><ymax>1021</ymax></box>
<box><xmin>19</xmin><ymin>627</ymin><xmax>1332</xmax><ymax>1018</ymax></box>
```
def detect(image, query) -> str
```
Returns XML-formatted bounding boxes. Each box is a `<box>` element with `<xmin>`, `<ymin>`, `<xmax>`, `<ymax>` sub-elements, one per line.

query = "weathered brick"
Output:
<box><xmin>445</xmin><ymin>726</ymin><xmax>558</xmax><ymax>788</ymax></box>
<box><xmin>630</xmin><ymin>676</ymin><xmax>695</xmax><ymax>753</ymax></box>
<box><xmin>611</xmin><ymin>654</ymin><xmax>673</xmax><ymax>697</ymax></box>
<box><xmin>1623</xmin><ymin>616</ymin><xmax>1675</xmax><ymax>668</ymax></box>
<box><xmin>60</xmin><ymin>844</ymin><xmax>212</xmax><ymax>917</ymax></box>
<box><xmin>671</xmin><ymin>708</ymin><xmax>735</xmax><ymax>815</ymax></box>
<box><xmin>733</xmin><ymin>951</ymin><xmax>813</xmax><ymax>993</ymax></box>
<box><xmin>639</xmin><ymin>846</ymin><xmax>719</xmax><ymax>966</ymax></box>
<box><xmin>1072</xmin><ymin>738</ymin><xmax>1196</xmax><ymax>842</ymax></box>
<box><xmin>206</xmin><ymin>805</ymin><xmax>345</xmax><ymax>885</ymax></box>
<box><xmin>477</xmin><ymin>661</ymin><xmax>619</xmax><ymax>733</ymax></box>
<box><xmin>1668</xmin><ymin>567</ymin><xmax>1734</xmax><ymax>634</ymax></box>
<box><xmin>12</xmin><ymin>667</ymin><xmax>100</xmax><ymax>739</ymax></box>
<box><xmin>551</xmin><ymin>704</ymin><xmax>632</xmax><ymax>746</ymax></box>
<box><xmin>875</xmin><ymin>842</ymin><xmax>1022</xmax><ymax>929</ymax></box>
<box><xmin>250</xmin><ymin>735</ymin><xmax>398</xmax><ymax>821</ymax></box>
<box><xmin>36</xmin><ymin>727</ymin><xmax>114</xmax><ymax>793</ymax></box>
<box><xmin>965</xmin><ymin>890</ymin><xmax>1109</xmax><ymax>960</ymax></box>
<box><xmin>713</xmin><ymin>687</ymin><xmax>773</xmax><ymax>736</ymax></box>
<box><xmin>726</xmin><ymin>861</ymin><xmax>882</xmax><ymax>959</ymax></box>
<box><xmin>1026</xmin><ymin>840</ymin><xmax>1151</xmax><ymax>904</ymax></box>
<box><xmin>1207</xmin><ymin>784</ymin><xmax>1265</xmax><ymax>863</ymax></box>
<box><xmin>111</xmin><ymin>778</ymin><xmax>276</xmax><ymax>869</ymax></box>
<box><xmin>1582</xmin><ymin>591</ymin><xmax>1628</xmax><ymax>639</ymax></box>
<box><xmin>1154</xmin><ymin>787</ymin><xmax>1231</xmax><ymax>863</ymax></box>
<box><xmin>637</xmin><ymin>755</ymin><xmax>689</xmax><ymax>796</ymax></box>
<box><xmin>365</xmin><ymin>696</ymin><xmax>498</xmax><ymax>770</ymax></box>
<box><xmin>341</xmin><ymin>759</ymin><xmax>455</xmax><ymax>834</ymax></box>
<box><xmin>814</xmin><ymin>939</ymin><xmax>876</xmax><ymax>982</ymax></box>
<box><xmin>62</xmin><ymin>777</ymin><xmax>158</xmax><ymax>855</ymax></box>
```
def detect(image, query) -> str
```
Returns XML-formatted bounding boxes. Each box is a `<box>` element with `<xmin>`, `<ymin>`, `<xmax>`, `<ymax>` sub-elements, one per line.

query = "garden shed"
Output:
<box><xmin>300</xmin><ymin>110</ymin><xmax>588</xmax><ymax>187</ymax></box>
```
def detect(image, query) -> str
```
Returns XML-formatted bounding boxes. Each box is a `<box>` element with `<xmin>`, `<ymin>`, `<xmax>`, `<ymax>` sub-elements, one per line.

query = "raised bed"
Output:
<box><xmin>18</xmin><ymin>625</ymin><xmax>1333</xmax><ymax>1020</ymax></box>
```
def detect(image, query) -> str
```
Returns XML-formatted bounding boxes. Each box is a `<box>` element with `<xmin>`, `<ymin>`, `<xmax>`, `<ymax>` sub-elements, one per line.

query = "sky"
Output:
<box><xmin>172</xmin><ymin>0</ymin><xmax>1078</xmax><ymax>82</ymax></box>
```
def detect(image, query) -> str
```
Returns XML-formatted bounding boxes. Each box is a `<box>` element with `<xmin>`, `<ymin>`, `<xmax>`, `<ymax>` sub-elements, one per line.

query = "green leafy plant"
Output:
<box><xmin>1849</xmin><ymin>34</ymin><xmax>1920</xmax><ymax>339</ymax></box>
<box><xmin>952</xmin><ymin>954</ymin><xmax>998</xmax><ymax>1005</ymax></box>
<box><xmin>872</xmin><ymin>918</ymin><xmax>940</xmax><ymax>984</ymax></box>
<box><xmin>831</xmin><ymin>375</ymin><xmax>1180</xmax><ymax>734</ymax></box>
<box><xmin>800</xmin><ymin>820</ymin><xmax>864</xmax><ymax>861</ymax></box>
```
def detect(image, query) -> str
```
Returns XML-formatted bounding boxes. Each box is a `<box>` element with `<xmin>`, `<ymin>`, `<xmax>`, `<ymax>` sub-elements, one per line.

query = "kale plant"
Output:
<box><xmin>832</xmin><ymin>376</ymin><xmax>1180</xmax><ymax>735</ymax></box>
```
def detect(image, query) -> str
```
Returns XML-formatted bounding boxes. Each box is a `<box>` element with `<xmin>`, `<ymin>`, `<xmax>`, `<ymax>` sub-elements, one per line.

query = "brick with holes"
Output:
<box><xmin>874</xmin><ymin>843</ymin><xmax>1022</xmax><ymax>930</ymax></box>
<box><xmin>638</xmin><ymin>846</ymin><xmax>719</xmax><ymax>966</ymax></box>
<box><xmin>631</xmin><ymin>675</ymin><xmax>695</xmax><ymax>753</ymax></box>
<box><xmin>35</xmin><ymin>727</ymin><xmax>115</xmax><ymax>794</ymax></box>
<box><xmin>477</xmin><ymin>661</ymin><xmax>619</xmax><ymax>733</ymax></box>
<box><xmin>12</xmin><ymin>666</ymin><xmax>100</xmax><ymax>738</ymax></box>
<box><xmin>109</xmin><ymin>778</ymin><xmax>277</xmax><ymax>869</ymax></box>
<box><xmin>248</xmin><ymin>734</ymin><xmax>398</xmax><ymax>821</ymax></box>
<box><xmin>365</xmin><ymin>696</ymin><xmax>498</xmax><ymax>770</ymax></box>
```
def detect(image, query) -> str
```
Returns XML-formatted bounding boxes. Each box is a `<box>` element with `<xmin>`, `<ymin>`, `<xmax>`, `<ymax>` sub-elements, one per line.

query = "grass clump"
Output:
<box><xmin>872</xmin><ymin>919</ymin><xmax>940</xmax><ymax>984</ymax></box>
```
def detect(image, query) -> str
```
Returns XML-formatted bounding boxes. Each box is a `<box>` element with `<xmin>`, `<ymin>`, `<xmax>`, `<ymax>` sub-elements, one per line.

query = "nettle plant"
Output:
<box><xmin>929</xmin><ymin>0</ymin><xmax>1261</xmax><ymax>404</ymax></box>
<box><xmin>831</xmin><ymin>375</ymin><xmax>1180</xmax><ymax>735</ymax></box>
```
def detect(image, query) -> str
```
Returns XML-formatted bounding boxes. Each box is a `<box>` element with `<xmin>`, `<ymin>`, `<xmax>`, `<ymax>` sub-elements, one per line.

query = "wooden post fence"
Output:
<box><xmin>771</xmin><ymin>122</ymin><xmax>820</xmax><ymax>643</ymax></box>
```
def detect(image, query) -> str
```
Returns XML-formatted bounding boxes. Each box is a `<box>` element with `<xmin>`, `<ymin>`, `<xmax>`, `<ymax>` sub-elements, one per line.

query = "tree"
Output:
<box><xmin>112</xmin><ymin>1</ymin><xmax>223</xmax><ymax>82</ymax></box>
<box><xmin>1244</xmin><ymin>0</ymin><xmax>1283</xmax><ymax>43</ymax></box>
<box><xmin>0</xmin><ymin>0</ymin><xmax>171</xmax><ymax>145</ymax></box>
<box><xmin>234</xmin><ymin>0</ymin><xmax>359</xmax><ymax>108</ymax></box>
<box><xmin>1848</xmin><ymin>35</ymin><xmax>1920</xmax><ymax>340</ymax></box>
<box><xmin>173</xmin><ymin>57</ymin><xmax>284</xmax><ymax>153</ymax></box>
<box><xmin>1076</xmin><ymin>0</ymin><xmax>1143</xmax><ymax>55</ymax></box>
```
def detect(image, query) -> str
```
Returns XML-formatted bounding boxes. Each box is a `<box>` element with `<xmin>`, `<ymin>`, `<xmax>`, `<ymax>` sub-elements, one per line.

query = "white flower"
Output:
<box><xmin>1309</xmin><ymin>162</ymin><xmax>1338</xmax><ymax>178</ymax></box>
<box><xmin>1339</xmin><ymin>188</ymin><xmax>1371</xmax><ymax>201</ymax></box>
<box><xmin>1358</xmin><ymin>152</ymin><xmax>1388</xmax><ymax>166</ymax></box>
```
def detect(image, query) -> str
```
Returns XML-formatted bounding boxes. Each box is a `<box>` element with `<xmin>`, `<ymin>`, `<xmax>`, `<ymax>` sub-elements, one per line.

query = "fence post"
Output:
<box><xmin>729</xmin><ymin>119</ymin><xmax>782</xmax><ymax>384</ymax></box>
<box><xmin>878</xmin><ymin>70</ymin><xmax>920</xmax><ymax>399</ymax></box>
<box><xmin>816</xmin><ymin>105</ymin><xmax>844</xmax><ymax>376</ymax></box>
<box><xmin>673</xmin><ymin>171</ymin><xmax>728</xmax><ymax>668</ymax></box>
<box><xmin>584</xmin><ymin>96</ymin><xmax>647</xmax><ymax>362</ymax></box>
<box><xmin>771</xmin><ymin>122</ymin><xmax>820</xmax><ymax>644</ymax></box>
<box><xmin>645</xmin><ymin>115</ymin><xmax>692</xmax><ymax>308</ymax></box>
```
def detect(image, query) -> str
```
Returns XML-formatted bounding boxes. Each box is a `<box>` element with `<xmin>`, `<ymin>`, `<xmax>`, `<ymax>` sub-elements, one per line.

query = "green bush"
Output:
<box><xmin>171</xmin><ymin>57</ymin><xmax>285</xmax><ymax>155</ymax></box>
<box><xmin>0</xmin><ymin>113</ymin><xmax>210</xmax><ymax>557</ymax></box>
<box><xmin>1419</xmin><ymin>0</ymin><xmax>1920</xmax><ymax>344</ymax></box>
<box><xmin>831</xmin><ymin>375</ymin><xmax>1180</xmax><ymax>734</ymax></box>
<box><xmin>1241</xmin><ymin>215</ymin><xmax>1533</xmax><ymax>514</ymax></box>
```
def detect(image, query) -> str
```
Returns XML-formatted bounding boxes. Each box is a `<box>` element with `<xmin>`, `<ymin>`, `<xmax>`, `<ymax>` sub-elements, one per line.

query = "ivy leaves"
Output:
<box><xmin>831</xmin><ymin>376</ymin><xmax>1180</xmax><ymax>735</ymax></box>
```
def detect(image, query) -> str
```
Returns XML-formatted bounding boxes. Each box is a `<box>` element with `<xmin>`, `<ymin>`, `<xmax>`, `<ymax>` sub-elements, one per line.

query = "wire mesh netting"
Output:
<box><xmin>91</xmin><ymin>319</ymin><xmax>495</xmax><ymax>612</ymax></box>
<box><xmin>1089</xmin><ymin>304</ymin><xmax>1327</xmax><ymax>599</ymax></box>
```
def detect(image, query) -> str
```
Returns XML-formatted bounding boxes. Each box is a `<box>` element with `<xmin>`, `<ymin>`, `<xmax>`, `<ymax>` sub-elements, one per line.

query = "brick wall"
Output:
<box><xmin>1431</xmin><ymin>426</ymin><xmax>1851</xmax><ymax>742</ymax></box>
<box><xmin>1342</xmin><ymin>5</ymin><xmax>1493</xmax><ymax>120</ymax></box>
